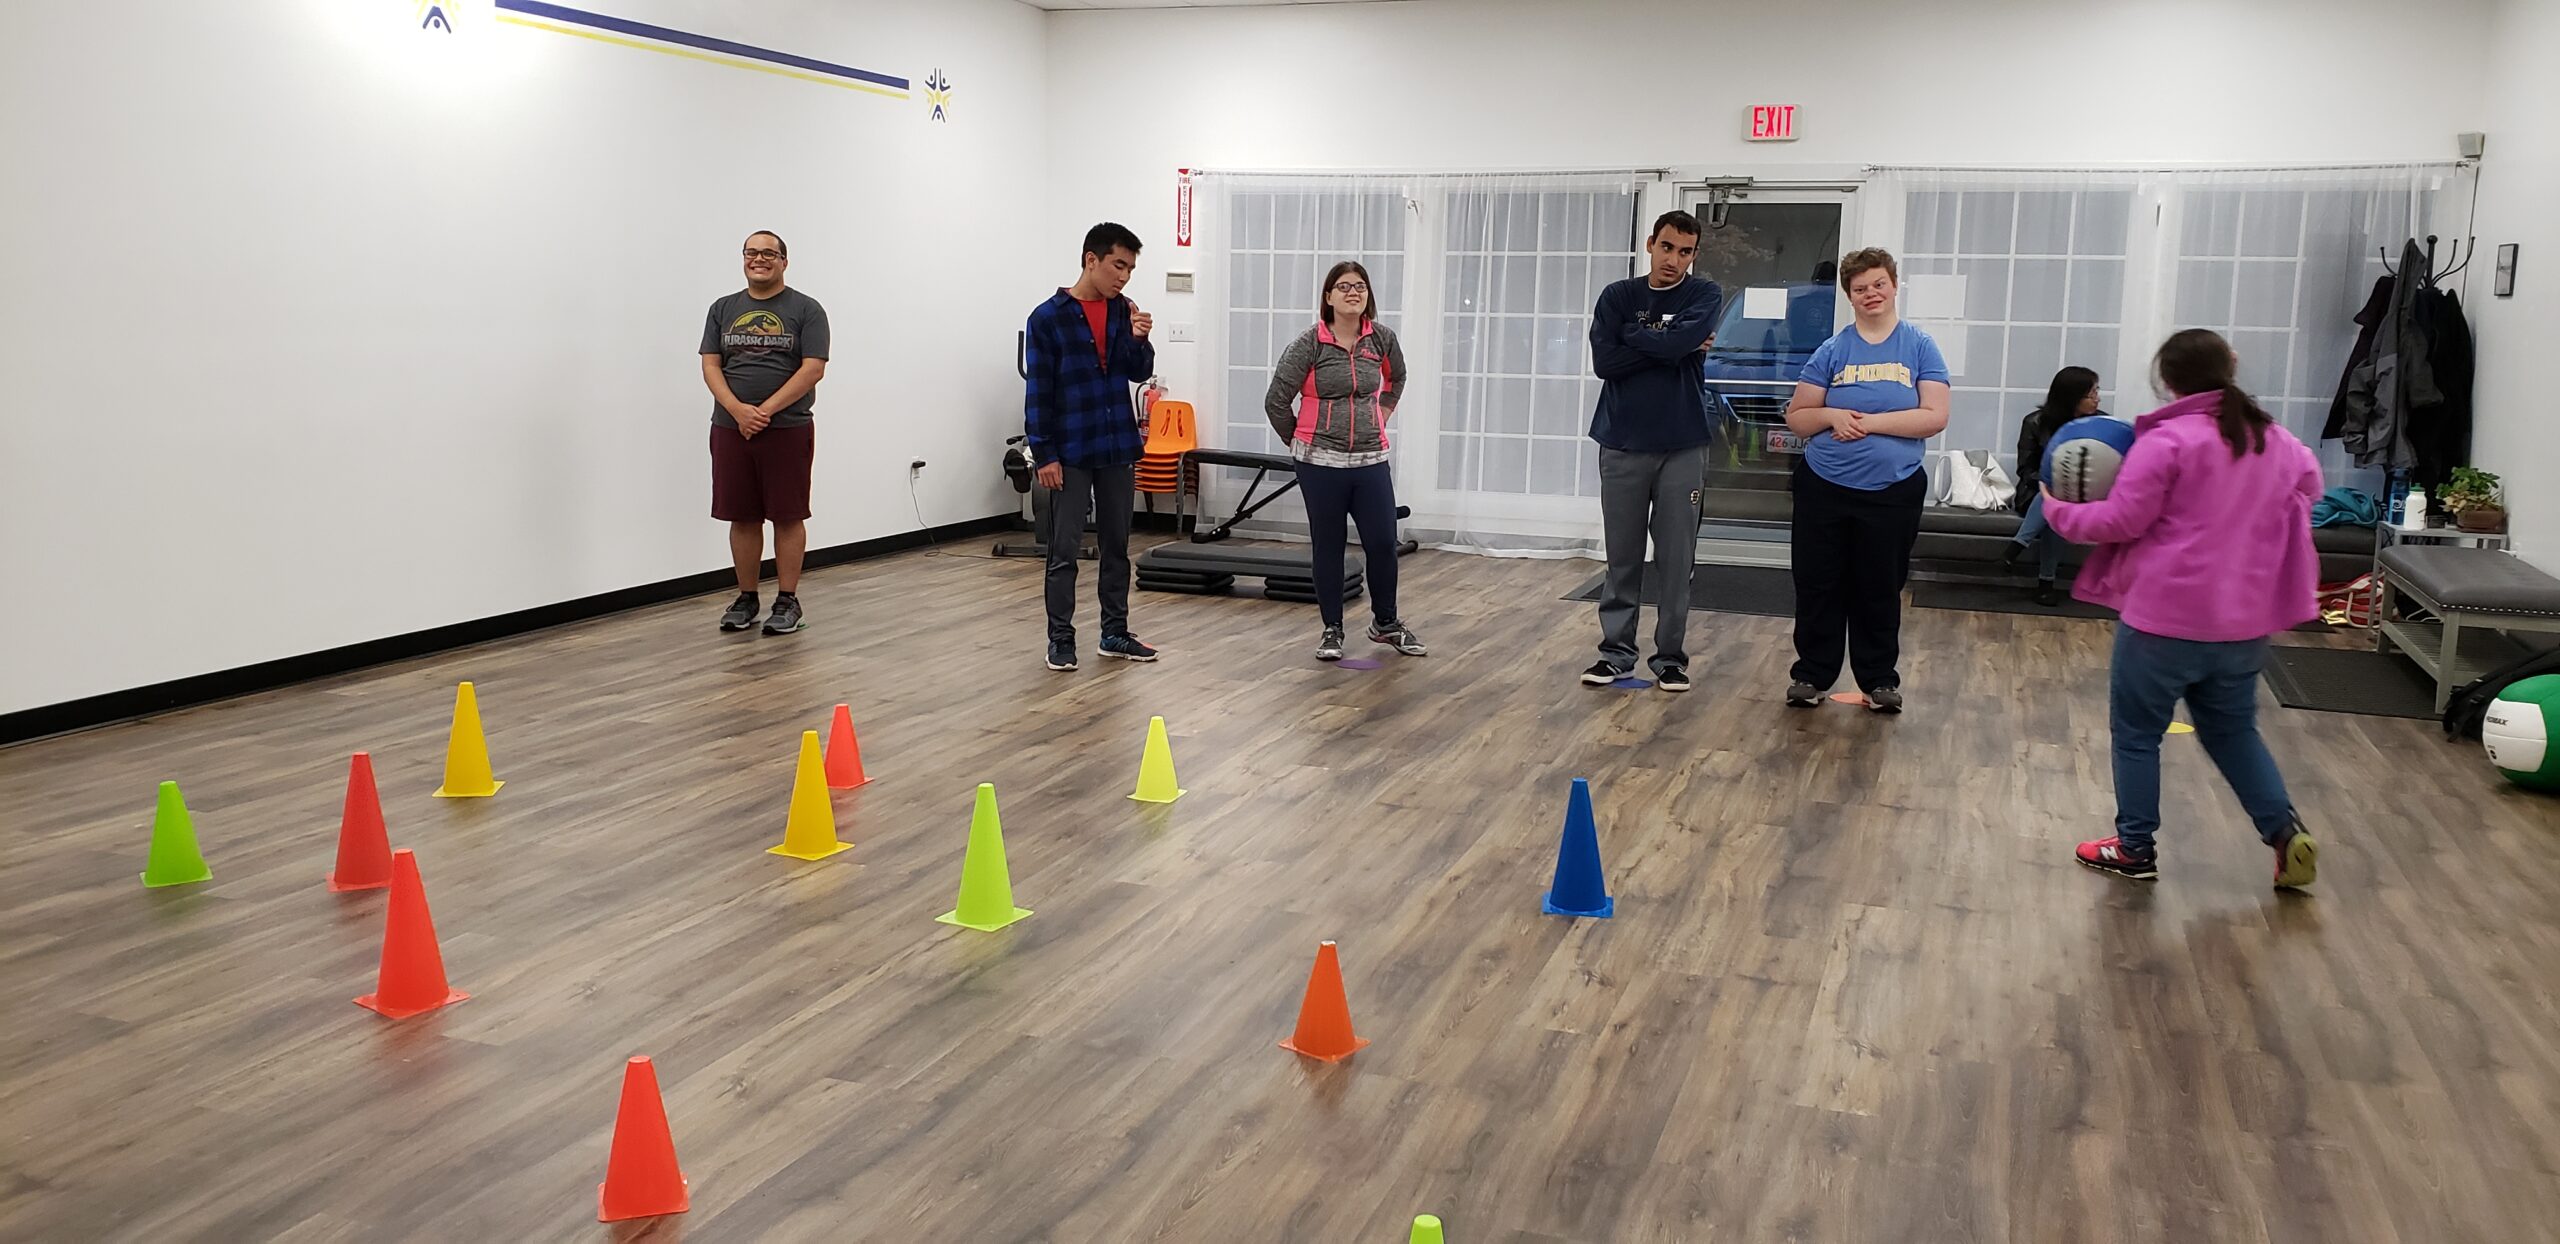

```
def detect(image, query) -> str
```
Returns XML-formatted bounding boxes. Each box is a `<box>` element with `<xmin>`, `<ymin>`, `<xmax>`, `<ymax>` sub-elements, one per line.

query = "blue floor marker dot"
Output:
<box><xmin>1336</xmin><ymin>658</ymin><xmax>1384</xmax><ymax>670</ymax></box>
<box><xmin>1609</xmin><ymin>677</ymin><xmax>1654</xmax><ymax>691</ymax></box>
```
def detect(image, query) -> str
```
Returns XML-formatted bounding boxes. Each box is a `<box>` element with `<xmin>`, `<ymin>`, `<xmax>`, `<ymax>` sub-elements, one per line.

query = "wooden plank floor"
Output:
<box><xmin>5</xmin><ymin>542</ymin><xmax>2559</xmax><ymax>1242</ymax></box>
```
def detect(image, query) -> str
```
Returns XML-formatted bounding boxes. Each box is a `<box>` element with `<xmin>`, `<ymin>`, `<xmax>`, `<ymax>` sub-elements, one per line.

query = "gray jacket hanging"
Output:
<box><xmin>2335</xmin><ymin>239</ymin><xmax>2441</xmax><ymax>471</ymax></box>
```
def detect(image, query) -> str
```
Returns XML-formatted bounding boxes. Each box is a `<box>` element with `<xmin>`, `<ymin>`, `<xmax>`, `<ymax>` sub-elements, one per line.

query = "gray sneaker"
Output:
<box><xmin>1316</xmin><ymin>625</ymin><xmax>1346</xmax><ymax>661</ymax></box>
<box><xmin>1866</xmin><ymin>685</ymin><xmax>1904</xmax><ymax>714</ymax></box>
<box><xmin>761</xmin><ymin>592</ymin><xmax>805</xmax><ymax>635</ymax></box>
<box><xmin>719</xmin><ymin>591</ymin><xmax>759</xmax><ymax>632</ymax></box>
<box><xmin>1785</xmin><ymin>681</ymin><xmax>1822</xmax><ymax>707</ymax></box>
<box><xmin>1369</xmin><ymin>619</ymin><xmax>1427</xmax><ymax>656</ymax></box>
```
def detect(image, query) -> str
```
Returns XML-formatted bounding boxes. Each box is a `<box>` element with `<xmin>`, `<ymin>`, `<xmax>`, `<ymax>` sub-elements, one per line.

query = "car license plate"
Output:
<box><xmin>1764</xmin><ymin>428</ymin><xmax>1804</xmax><ymax>454</ymax></box>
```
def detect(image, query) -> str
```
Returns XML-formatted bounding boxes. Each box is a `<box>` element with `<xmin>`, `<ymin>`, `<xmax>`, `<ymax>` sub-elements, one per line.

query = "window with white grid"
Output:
<box><xmin>2172</xmin><ymin>186</ymin><xmax>2426</xmax><ymax>482</ymax></box>
<box><xmin>1900</xmin><ymin>188</ymin><xmax>2135</xmax><ymax>473</ymax></box>
<box><xmin>1437</xmin><ymin>190</ymin><xmax>1640</xmax><ymax>499</ymax></box>
<box><xmin>1219</xmin><ymin>190</ymin><xmax>1407</xmax><ymax>461</ymax></box>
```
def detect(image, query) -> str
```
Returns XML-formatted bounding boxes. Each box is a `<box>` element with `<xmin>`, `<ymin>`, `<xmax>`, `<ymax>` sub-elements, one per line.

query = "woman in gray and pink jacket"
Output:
<box><xmin>1265</xmin><ymin>260</ymin><xmax>1424</xmax><ymax>662</ymax></box>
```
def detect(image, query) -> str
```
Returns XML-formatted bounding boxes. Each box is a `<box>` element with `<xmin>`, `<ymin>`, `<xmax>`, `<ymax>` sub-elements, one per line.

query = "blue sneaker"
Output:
<box><xmin>1045</xmin><ymin>641</ymin><xmax>1077</xmax><ymax>672</ymax></box>
<box><xmin>1099</xmin><ymin>633</ymin><xmax>1159</xmax><ymax>662</ymax></box>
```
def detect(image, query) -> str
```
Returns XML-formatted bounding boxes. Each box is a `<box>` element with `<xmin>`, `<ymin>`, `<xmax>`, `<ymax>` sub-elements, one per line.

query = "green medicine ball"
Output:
<box><xmin>2483</xmin><ymin>674</ymin><xmax>2560</xmax><ymax>792</ymax></box>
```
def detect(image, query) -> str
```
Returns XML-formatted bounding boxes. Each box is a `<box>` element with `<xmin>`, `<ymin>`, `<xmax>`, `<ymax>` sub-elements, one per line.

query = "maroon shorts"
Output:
<box><xmin>710</xmin><ymin>423</ymin><xmax>814</xmax><ymax>523</ymax></box>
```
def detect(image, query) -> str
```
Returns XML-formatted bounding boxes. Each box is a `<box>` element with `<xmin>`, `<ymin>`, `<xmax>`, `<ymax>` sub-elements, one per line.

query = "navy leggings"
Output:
<box><xmin>1297</xmin><ymin>460</ymin><xmax>1400</xmax><ymax>627</ymax></box>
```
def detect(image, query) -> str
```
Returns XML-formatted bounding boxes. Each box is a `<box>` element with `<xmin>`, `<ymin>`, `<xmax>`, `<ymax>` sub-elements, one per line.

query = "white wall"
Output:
<box><xmin>1044</xmin><ymin>0</ymin><xmax>2497</xmax><ymax>434</ymax></box>
<box><xmin>0</xmin><ymin>0</ymin><xmax>1043</xmax><ymax>714</ymax></box>
<box><xmin>2468</xmin><ymin>0</ymin><xmax>2560</xmax><ymax>571</ymax></box>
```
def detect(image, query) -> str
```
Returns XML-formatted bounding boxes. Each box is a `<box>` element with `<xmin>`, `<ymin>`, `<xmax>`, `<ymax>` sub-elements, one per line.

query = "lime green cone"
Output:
<box><xmin>1410</xmin><ymin>1215</ymin><xmax>1445</xmax><ymax>1244</ymax></box>
<box><xmin>936</xmin><ymin>784</ymin><xmax>1030</xmax><ymax>931</ymax></box>
<box><xmin>141</xmin><ymin>781</ymin><xmax>212</xmax><ymax>888</ymax></box>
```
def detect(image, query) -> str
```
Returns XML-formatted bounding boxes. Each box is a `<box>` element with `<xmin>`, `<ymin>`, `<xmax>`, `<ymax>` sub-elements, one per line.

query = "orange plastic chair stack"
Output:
<box><xmin>1136</xmin><ymin>400</ymin><xmax>1197</xmax><ymax>496</ymax></box>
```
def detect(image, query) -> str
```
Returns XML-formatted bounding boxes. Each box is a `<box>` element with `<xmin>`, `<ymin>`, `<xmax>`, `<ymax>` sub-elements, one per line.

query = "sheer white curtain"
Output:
<box><xmin>1194</xmin><ymin>170</ymin><xmax>1656</xmax><ymax>556</ymax></box>
<box><xmin>1865</xmin><ymin>164</ymin><xmax>2468</xmax><ymax>488</ymax></box>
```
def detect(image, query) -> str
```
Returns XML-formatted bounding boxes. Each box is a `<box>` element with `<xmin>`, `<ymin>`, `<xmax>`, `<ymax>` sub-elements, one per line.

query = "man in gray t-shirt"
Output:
<box><xmin>700</xmin><ymin>230</ymin><xmax>830</xmax><ymax>635</ymax></box>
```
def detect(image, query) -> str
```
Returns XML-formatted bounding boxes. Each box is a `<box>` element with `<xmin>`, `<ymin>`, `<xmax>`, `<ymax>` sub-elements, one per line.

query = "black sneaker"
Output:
<box><xmin>1786</xmin><ymin>681</ymin><xmax>1822</xmax><ymax>707</ymax></box>
<box><xmin>1099</xmin><ymin>633</ymin><xmax>1159</xmax><ymax>662</ymax></box>
<box><xmin>1369</xmin><ymin>619</ymin><xmax>1427</xmax><ymax>656</ymax></box>
<box><xmin>762</xmin><ymin>592</ymin><xmax>805</xmax><ymax>635</ymax></box>
<box><xmin>719</xmin><ymin>591</ymin><xmax>759</xmax><ymax>632</ymax></box>
<box><xmin>1656</xmin><ymin>664</ymin><xmax>1692</xmax><ymax>693</ymax></box>
<box><xmin>1866</xmin><ymin>685</ymin><xmax>1904</xmax><ymax>714</ymax></box>
<box><xmin>2000</xmin><ymin>541</ymin><xmax>2026</xmax><ymax>567</ymax></box>
<box><xmin>1316</xmin><ymin>625</ymin><xmax>1346</xmax><ymax>661</ymax></box>
<box><xmin>2034</xmin><ymin>581</ymin><xmax>2063</xmax><ymax>608</ymax></box>
<box><xmin>1581</xmin><ymin>660</ymin><xmax>1631</xmax><ymax>687</ymax></box>
<box><xmin>1046</xmin><ymin>641</ymin><xmax>1078</xmax><ymax>672</ymax></box>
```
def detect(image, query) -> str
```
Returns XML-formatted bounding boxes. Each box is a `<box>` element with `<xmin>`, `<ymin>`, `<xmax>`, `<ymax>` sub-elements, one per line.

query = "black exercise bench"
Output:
<box><xmin>1137</xmin><ymin>542</ymin><xmax>1362</xmax><ymax>604</ymax></box>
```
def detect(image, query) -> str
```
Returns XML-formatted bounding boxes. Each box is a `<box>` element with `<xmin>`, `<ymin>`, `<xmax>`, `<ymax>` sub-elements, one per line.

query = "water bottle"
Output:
<box><xmin>2402</xmin><ymin>485</ymin><xmax>2430</xmax><ymax>533</ymax></box>
<box><xmin>2387</xmin><ymin>476</ymin><xmax>2408</xmax><ymax>527</ymax></box>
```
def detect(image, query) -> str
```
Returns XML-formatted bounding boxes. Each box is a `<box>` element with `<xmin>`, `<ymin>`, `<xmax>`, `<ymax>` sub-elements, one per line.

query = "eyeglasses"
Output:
<box><xmin>1330</xmin><ymin>282</ymin><xmax>1369</xmax><ymax>295</ymax></box>
<box><xmin>742</xmin><ymin>248</ymin><xmax>783</xmax><ymax>261</ymax></box>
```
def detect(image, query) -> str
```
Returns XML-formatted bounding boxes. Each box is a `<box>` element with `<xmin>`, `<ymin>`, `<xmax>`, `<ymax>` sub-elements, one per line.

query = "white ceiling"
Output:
<box><xmin>1018</xmin><ymin>0</ymin><xmax>1427</xmax><ymax>9</ymax></box>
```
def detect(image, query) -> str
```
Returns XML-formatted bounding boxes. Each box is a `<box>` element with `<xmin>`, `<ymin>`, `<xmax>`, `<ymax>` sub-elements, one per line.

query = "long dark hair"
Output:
<box><xmin>2035</xmin><ymin>366</ymin><xmax>2099</xmax><ymax>436</ymax></box>
<box><xmin>1319</xmin><ymin>260</ymin><xmax>1374</xmax><ymax>326</ymax></box>
<box><xmin>2154</xmin><ymin>328</ymin><xmax>2272</xmax><ymax>458</ymax></box>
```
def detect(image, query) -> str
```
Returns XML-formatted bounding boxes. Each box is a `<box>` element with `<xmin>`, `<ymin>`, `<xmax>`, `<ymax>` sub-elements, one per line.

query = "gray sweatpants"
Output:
<box><xmin>1596</xmin><ymin>444</ymin><xmax>1708</xmax><ymax>673</ymax></box>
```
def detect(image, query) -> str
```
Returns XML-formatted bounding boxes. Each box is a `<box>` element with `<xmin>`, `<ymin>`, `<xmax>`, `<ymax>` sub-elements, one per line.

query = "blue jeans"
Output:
<box><xmin>2109</xmin><ymin>625</ymin><xmax>2297</xmax><ymax>855</ymax></box>
<box><xmin>2013</xmin><ymin>493</ymin><xmax>2064</xmax><ymax>581</ymax></box>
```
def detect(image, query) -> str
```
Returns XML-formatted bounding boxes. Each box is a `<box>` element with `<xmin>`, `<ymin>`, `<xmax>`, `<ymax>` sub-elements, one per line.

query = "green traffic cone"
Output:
<box><xmin>1410</xmin><ymin>1215</ymin><xmax>1445</xmax><ymax>1244</ymax></box>
<box><xmin>141</xmin><ymin>781</ymin><xmax>212</xmax><ymax>888</ymax></box>
<box><xmin>935</xmin><ymin>784</ymin><xmax>1030</xmax><ymax>932</ymax></box>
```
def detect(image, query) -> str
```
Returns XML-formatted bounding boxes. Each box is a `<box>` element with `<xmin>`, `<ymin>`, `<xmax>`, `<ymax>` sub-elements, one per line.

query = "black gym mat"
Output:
<box><xmin>1912</xmin><ymin>579</ymin><xmax>2115</xmax><ymax>621</ymax></box>
<box><xmin>1562</xmin><ymin>563</ymin><xmax>1794</xmax><ymax>618</ymax></box>
<box><xmin>1911</xmin><ymin>579</ymin><xmax>2333</xmax><ymax>633</ymax></box>
<box><xmin>2261</xmin><ymin>645</ymin><xmax>2440</xmax><ymax>720</ymax></box>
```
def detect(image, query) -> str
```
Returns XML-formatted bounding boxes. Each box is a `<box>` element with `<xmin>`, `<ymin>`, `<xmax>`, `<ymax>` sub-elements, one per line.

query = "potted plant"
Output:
<box><xmin>2443</xmin><ymin>466</ymin><xmax>2507</xmax><ymax>533</ymax></box>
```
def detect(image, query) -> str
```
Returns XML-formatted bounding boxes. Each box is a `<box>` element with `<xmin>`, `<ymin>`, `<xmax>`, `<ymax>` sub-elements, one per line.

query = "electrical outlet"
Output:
<box><xmin>1164</xmin><ymin>322</ymin><xmax>1196</xmax><ymax>344</ymax></box>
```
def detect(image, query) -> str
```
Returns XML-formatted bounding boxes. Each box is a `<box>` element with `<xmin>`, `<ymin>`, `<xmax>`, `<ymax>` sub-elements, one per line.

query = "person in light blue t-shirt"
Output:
<box><xmin>1781</xmin><ymin>248</ymin><xmax>1951</xmax><ymax>713</ymax></box>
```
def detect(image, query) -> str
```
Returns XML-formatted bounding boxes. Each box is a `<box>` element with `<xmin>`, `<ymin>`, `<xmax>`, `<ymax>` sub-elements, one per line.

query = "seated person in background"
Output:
<box><xmin>2007</xmin><ymin>366</ymin><xmax>2104</xmax><ymax>607</ymax></box>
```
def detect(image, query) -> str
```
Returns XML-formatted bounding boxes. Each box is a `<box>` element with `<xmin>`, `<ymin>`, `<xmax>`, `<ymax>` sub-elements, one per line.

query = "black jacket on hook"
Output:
<box><xmin>2328</xmin><ymin>238</ymin><xmax>2473</xmax><ymax>487</ymax></box>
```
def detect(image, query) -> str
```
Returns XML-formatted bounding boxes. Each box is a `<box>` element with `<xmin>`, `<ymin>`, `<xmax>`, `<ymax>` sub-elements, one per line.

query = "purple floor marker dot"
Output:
<box><xmin>1336</xmin><ymin>658</ymin><xmax>1384</xmax><ymax>670</ymax></box>
<box><xmin>1610</xmin><ymin>677</ymin><xmax>1654</xmax><ymax>691</ymax></box>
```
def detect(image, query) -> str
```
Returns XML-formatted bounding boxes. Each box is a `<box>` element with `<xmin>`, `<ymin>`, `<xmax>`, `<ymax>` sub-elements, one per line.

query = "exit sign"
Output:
<box><xmin>1747</xmin><ymin>105</ymin><xmax>1799</xmax><ymax>142</ymax></box>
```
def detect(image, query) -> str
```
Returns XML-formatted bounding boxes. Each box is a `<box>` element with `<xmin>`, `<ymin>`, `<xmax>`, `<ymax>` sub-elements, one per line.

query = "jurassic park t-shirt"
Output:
<box><xmin>699</xmin><ymin>288</ymin><xmax>831</xmax><ymax>429</ymax></box>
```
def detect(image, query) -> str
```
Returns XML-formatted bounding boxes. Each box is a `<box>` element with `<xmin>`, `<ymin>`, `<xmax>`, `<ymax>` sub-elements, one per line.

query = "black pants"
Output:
<box><xmin>1043</xmin><ymin>462</ymin><xmax>1135</xmax><ymax>645</ymax></box>
<box><xmin>1295</xmin><ymin>460</ymin><xmax>1400</xmax><ymax>628</ymax></box>
<box><xmin>1789</xmin><ymin>461</ymin><xmax>1926</xmax><ymax>691</ymax></box>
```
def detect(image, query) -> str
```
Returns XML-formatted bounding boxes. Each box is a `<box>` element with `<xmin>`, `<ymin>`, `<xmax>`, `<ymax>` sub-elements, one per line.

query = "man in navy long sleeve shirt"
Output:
<box><xmin>1581</xmin><ymin>210</ymin><xmax>1725</xmax><ymax>691</ymax></box>
<box><xmin>1025</xmin><ymin>222</ymin><xmax>1160</xmax><ymax>672</ymax></box>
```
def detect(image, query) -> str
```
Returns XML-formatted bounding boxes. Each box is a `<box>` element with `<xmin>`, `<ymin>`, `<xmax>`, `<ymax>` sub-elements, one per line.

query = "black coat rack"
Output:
<box><xmin>2382</xmin><ymin>234</ymin><xmax>2473</xmax><ymax>285</ymax></box>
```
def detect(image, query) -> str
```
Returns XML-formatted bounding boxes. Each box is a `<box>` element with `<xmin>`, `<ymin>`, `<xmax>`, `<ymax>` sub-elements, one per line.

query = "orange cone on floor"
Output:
<box><xmin>597</xmin><ymin>1056</ymin><xmax>690</xmax><ymax>1222</ymax></box>
<box><xmin>1278</xmin><ymin>940</ymin><xmax>1369</xmax><ymax>1062</ymax></box>
<box><xmin>326</xmin><ymin>752</ymin><xmax>394</xmax><ymax>892</ymax></box>
<box><xmin>824</xmin><ymin>703</ymin><xmax>870</xmax><ymax>790</ymax></box>
<box><xmin>354</xmin><ymin>849</ymin><xmax>468</xmax><ymax>1019</ymax></box>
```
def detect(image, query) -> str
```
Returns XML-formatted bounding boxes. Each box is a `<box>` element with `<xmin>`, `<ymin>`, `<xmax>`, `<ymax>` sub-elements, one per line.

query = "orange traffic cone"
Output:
<box><xmin>824</xmin><ymin>703</ymin><xmax>870</xmax><ymax>790</ymax></box>
<box><xmin>1278</xmin><ymin>940</ymin><xmax>1369</xmax><ymax>1062</ymax></box>
<box><xmin>598</xmin><ymin>1056</ymin><xmax>690</xmax><ymax>1222</ymax></box>
<box><xmin>354</xmin><ymin>849</ymin><xmax>468</xmax><ymax>1019</ymax></box>
<box><xmin>326</xmin><ymin>752</ymin><xmax>394</xmax><ymax>892</ymax></box>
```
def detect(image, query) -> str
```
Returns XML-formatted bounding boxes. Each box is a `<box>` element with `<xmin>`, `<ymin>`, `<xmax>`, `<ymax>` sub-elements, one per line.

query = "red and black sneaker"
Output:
<box><xmin>2075</xmin><ymin>836</ymin><xmax>2158</xmax><ymax>881</ymax></box>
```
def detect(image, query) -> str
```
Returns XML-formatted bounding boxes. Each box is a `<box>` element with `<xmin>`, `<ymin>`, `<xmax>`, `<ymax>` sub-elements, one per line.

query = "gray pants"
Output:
<box><xmin>1596</xmin><ymin>444</ymin><xmax>1707</xmax><ymax>673</ymax></box>
<box><xmin>1044</xmin><ymin>462</ymin><xmax>1135</xmax><ymax>645</ymax></box>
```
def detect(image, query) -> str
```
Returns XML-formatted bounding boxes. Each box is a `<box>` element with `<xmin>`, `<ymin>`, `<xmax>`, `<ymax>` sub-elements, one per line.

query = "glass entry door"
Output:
<box><xmin>1683</xmin><ymin>187</ymin><xmax>1853</xmax><ymax>548</ymax></box>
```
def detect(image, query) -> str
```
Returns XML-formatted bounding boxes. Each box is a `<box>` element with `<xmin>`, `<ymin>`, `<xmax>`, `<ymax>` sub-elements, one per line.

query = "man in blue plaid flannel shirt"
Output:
<box><xmin>1025</xmin><ymin>222</ymin><xmax>1161</xmax><ymax>671</ymax></box>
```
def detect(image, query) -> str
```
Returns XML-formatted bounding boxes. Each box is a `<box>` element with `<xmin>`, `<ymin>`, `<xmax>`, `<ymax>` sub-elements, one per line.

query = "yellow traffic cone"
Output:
<box><xmin>1129</xmin><ymin>716</ymin><xmax>1185</xmax><ymax>804</ymax></box>
<box><xmin>769</xmin><ymin>731</ymin><xmax>851</xmax><ymax>861</ymax></box>
<box><xmin>432</xmin><ymin>682</ymin><xmax>504</xmax><ymax>798</ymax></box>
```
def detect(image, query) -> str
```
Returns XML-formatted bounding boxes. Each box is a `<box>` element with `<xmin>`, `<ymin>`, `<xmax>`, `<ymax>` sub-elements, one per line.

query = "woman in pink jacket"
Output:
<box><xmin>2043</xmin><ymin>329</ymin><xmax>2323</xmax><ymax>890</ymax></box>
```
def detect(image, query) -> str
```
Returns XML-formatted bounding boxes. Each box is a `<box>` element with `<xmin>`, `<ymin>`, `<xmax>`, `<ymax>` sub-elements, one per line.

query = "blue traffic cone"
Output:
<box><xmin>1542</xmin><ymin>777</ymin><xmax>1614</xmax><ymax>918</ymax></box>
